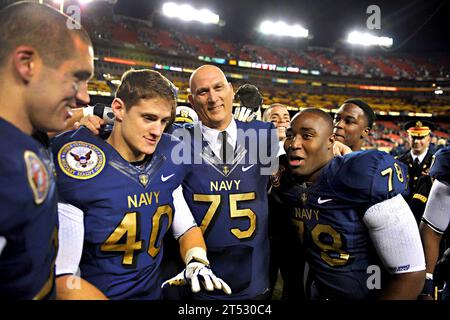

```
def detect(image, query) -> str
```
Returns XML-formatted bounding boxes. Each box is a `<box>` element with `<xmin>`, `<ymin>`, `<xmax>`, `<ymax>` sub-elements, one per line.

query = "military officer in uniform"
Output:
<box><xmin>398</xmin><ymin>120</ymin><xmax>435</xmax><ymax>223</ymax></box>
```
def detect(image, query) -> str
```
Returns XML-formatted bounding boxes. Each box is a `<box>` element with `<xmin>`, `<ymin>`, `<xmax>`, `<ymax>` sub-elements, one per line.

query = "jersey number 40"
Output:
<box><xmin>100</xmin><ymin>205</ymin><xmax>173</xmax><ymax>266</ymax></box>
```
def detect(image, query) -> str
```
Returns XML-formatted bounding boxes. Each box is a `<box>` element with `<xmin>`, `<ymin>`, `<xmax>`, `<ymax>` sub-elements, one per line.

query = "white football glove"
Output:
<box><xmin>161</xmin><ymin>247</ymin><xmax>232</xmax><ymax>295</ymax></box>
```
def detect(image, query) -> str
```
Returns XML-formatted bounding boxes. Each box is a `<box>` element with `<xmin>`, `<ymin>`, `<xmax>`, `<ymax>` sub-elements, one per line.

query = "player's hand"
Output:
<box><xmin>333</xmin><ymin>141</ymin><xmax>352</xmax><ymax>156</ymax></box>
<box><xmin>234</xmin><ymin>84</ymin><xmax>263</xmax><ymax>122</ymax></box>
<box><xmin>74</xmin><ymin>115</ymin><xmax>105</xmax><ymax>136</ymax></box>
<box><xmin>161</xmin><ymin>261</ymin><xmax>232</xmax><ymax>295</ymax></box>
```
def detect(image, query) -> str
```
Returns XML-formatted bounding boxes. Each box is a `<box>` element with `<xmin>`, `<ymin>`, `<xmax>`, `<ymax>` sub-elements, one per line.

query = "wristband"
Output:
<box><xmin>184</xmin><ymin>247</ymin><xmax>209</xmax><ymax>266</ymax></box>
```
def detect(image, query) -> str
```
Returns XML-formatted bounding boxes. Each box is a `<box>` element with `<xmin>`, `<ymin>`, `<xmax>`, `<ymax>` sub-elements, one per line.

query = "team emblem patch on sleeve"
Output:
<box><xmin>24</xmin><ymin>150</ymin><xmax>50</xmax><ymax>205</ymax></box>
<box><xmin>58</xmin><ymin>141</ymin><xmax>106</xmax><ymax>179</ymax></box>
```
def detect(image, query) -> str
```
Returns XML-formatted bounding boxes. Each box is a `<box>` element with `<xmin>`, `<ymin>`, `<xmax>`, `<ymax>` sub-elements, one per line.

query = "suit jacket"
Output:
<box><xmin>397</xmin><ymin>148</ymin><xmax>434</xmax><ymax>206</ymax></box>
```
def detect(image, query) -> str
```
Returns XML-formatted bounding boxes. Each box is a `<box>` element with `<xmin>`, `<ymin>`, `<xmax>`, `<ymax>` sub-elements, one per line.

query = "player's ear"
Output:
<box><xmin>361</xmin><ymin>127</ymin><xmax>370</xmax><ymax>139</ymax></box>
<box><xmin>188</xmin><ymin>94</ymin><xmax>194</xmax><ymax>108</ymax></box>
<box><xmin>328</xmin><ymin>133</ymin><xmax>335</xmax><ymax>149</ymax></box>
<box><xmin>188</xmin><ymin>94</ymin><xmax>203</xmax><ymax>116</ymax></box>
<box><xmin>111</xmin><ymin>98</ymin><xmax>126</xmax><ymax>122</ymax></box>
<box><xmin>13</xmin><ymin>45</ymin><xmax>38</xmax><ymax>83</ymax></box>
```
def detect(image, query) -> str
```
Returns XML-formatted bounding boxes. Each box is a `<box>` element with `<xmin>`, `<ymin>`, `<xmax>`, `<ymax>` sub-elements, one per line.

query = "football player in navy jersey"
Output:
<box><xmin>0</xmin><ymin>2</ymin><xmax>94</xmax><ymax>299</ymax></box>
<box><xmin>420</xmin><ymin>146</ymin><xmax>450</xmax><ymax>300</ymax></box>
<box><xmin>52</xmin><ymin>69</ymin><xmax>229</xmax><ymax>299</ymax></box>
<box><xmin>164</xmin><ymin>65</ymin><xmax>279</xmax><ymax>300</ymax></box>
<box><xmin>271</xmin><ymin>108</ymin><xmax>425</xmax><ymax>300</ymax></box>
<box><xmin>333</xmin><ymin>99</ymin><xmax>375</xmax><ymax>152</ymax></box>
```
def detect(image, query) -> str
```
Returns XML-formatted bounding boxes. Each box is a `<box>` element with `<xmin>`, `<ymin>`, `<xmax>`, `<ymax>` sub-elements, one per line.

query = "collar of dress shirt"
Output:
<box><xmin>200</xmin><ymin>118</ymin><xmax>237</xmax><ymax>151</ymax></box>
<box><xmin>410</xmin><ymin>147</ymin><xmax>428</xmax><ymax>164</ymax></box>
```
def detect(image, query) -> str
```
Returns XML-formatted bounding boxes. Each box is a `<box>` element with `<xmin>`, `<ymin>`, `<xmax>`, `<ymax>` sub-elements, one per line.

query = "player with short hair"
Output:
<box><xmin>263</xmin><ymin>103</ymin><xmax>291</xmax><ymax>142</ymax></box>
<box><xmin>333</xmin><ymin>99</ymin><xmax>375</xmax><ymax>152</ymax></box>
<box><xmin>0</xmin><ymin>2</ymin><xmax>94</xmax><ymax>299</ymax></box>
<box><xmin>271</xmin><ymin>108</ymin><xmax>425</xmax><ymax>299</ymax></box>
<box><xmin>52</xmin><ymin>69</ymin><xmax>229</xmax><ymax>299</ymax></box>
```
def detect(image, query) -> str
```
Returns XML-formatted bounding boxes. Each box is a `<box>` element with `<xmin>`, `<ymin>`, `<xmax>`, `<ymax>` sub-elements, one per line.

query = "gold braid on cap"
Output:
<box><xmin>407</xmin><ymin>121</ymin><xmax>430</xmax><ymax>137</ymax></box>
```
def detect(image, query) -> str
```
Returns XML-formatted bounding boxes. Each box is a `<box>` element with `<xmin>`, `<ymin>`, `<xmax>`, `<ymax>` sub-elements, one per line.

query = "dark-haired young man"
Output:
<box><xmin>0</xmin><ymin>2</ymin><xmax>94</xmax><ymax>299</ymax></box>
<box><xmin>271</xmin><ymin>108</ymin><xmax>425</xmax><ymax>300</ymax></box>
<box><xmin>333</xmin><ymin>99</ymin><xmax>376</xmax><ymax>151</ymax></box>
<box><xmin>63</xmin><ymin>65</ymin><xmax>279</xmax><ymax>300</ymax></box>
<box><xmin>263</xmin><ymin>103</ymin><xmax>291</xmax><ymax>143</ymax></box>
<box><xmin>52</xmin><ymin>69</ymin><xmax>229</xmax><ymax>299</ymax></box>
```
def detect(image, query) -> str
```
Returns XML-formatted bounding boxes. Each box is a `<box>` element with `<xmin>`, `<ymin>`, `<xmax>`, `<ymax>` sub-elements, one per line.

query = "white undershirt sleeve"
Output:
<box><xmin>421</xmin><ymin>179</ymin><xmax>450</xmax><ymax>235</ymax></box>
<box><xmin>55</xmin><ymin>202</ymin><xmax>84</xmax><ymax>276</ymax></box>
<box><xmin>172</xmin><ymin>185</ymin><xmax>197</xmax><ymax>240</ymax></box>
<box><xmin>362</xmin><ymin>194</ymin><xmax>425</xmax><ymax>274</ymax></box>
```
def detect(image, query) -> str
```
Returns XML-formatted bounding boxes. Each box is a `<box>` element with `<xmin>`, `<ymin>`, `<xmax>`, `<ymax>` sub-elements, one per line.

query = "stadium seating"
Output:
<box><xmin>80</xmin><ymin>4</ymin><xmax>449</xmax><ymax>152</ymax></box>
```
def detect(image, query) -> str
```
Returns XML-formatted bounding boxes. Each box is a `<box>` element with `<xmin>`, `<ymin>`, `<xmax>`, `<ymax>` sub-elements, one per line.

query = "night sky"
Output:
<box><xmin>114</xmin><ymin>0</ymin><xmax>450</xmax><ymax>54</ymax></box>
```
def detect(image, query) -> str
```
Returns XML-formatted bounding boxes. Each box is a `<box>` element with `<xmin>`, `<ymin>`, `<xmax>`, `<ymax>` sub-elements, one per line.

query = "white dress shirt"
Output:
<box><xmin>200</xmin><ymin>119</ymin><xmax>237</xmax><ymax>160</ymax></box>
<box><xmin>410</xmin><ymin>147</ymin><xmax>428</xmax><ymax>164</ymax></box>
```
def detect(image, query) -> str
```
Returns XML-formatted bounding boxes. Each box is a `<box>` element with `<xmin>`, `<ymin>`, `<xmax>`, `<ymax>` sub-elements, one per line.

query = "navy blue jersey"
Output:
<box><xmin>0</xmin><ymin>118</ymin><xmax>58</xmax><ymax>299</ymax></box>
<box><xmin>52</xmin><ymin>127</ymin><xmax>190</xmax><ymax>300</ymax></box>
<box><xmin>430</xmin><ymin>146</ymin><xmax>450</xmax><ymax>184</ymax></box>
<box><xmin>178</xmin><ymin>120</ymin><xmax>279</xmax><ymax>299</ymax></box>
<box><xmin>273</xmin><ymin>150</ymin><xmax>409</xmax><ymax>299</ymax></box>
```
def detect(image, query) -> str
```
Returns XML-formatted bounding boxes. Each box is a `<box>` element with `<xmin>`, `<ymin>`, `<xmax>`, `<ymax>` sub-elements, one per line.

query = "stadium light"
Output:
<box><xmin>52</xmin><ymin>0</ymin><xmax>94</xmax><ymax>11</ymax></box>
<box><xmin>51</xmin><ymin>0</ymin><xmax>64</xmax><ymax>12</ymax></box>
<box><xmin>346</xmin><ymin>31</ymin><xmax>393</xmax><ymax>47</ymax></box>
<box><xmin>162</xmin><ymin>2</ymin><xmax>220</xmax><ymax>25</ymax></box>
<box><xmin>259</xmin><ymin>20</ymin><xmax>309</xmax><ymax>38</ymax></box>
<box><xmin>53</xmin><ymin>0</ymin><xmax>94</xmax><ymax>3</ymax></box>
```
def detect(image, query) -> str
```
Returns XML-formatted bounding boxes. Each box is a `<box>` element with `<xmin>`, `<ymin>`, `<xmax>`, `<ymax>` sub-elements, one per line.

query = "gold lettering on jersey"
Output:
<box><xmin>210</xmin><ymin>180</ymin><xmax>241</xmax><ymax>192</ymax></box>
<box><xmin>294</xmin><ymin>207</ymin><xmax>319</xmax><ymax>221</ymax></box>
<box><xmin>127</xmin><ymin>191</ymin><xmax>160</xmax><ymax>209</ymax></box>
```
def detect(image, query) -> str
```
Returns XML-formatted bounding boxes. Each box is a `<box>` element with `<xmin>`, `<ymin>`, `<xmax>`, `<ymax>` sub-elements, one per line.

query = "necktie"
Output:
<box><xmin>220</xmin><ymin>131</ymin><xmax>234</xmax><ymax>164</ymax></box>
<box><xmin>414</xmin><ymin>157</ymin><xmax>420</xmax><ymax>168</ymax></box>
